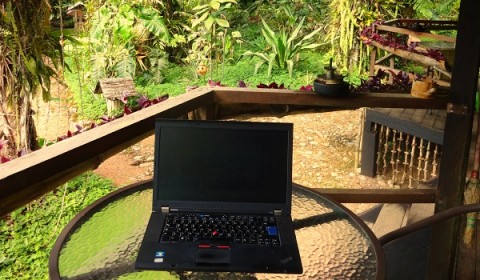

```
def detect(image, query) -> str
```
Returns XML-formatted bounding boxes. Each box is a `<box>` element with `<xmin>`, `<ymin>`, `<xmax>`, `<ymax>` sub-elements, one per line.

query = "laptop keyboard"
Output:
<box><xmin>160</xmin><ymin>213</ymin><xmax>280</xmax><ymax>246</ymax></box>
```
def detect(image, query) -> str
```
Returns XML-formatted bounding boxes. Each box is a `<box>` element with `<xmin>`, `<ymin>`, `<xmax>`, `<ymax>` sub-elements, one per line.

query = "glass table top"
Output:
<box><xmin>49</xmin><ymin>180</ymin><xmax>385</xmax><ymax>280</ymax></box>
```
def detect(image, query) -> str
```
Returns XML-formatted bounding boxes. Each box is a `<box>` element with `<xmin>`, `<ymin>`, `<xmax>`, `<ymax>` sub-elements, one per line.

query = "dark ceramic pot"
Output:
<box><xmin>313</xmin><ymin>80</ymin><xmax>349</xmax><ymax>97</ymax></box>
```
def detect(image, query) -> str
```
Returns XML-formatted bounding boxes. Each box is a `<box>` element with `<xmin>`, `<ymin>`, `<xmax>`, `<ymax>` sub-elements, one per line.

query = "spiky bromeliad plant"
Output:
<box><xmin>242</xmin><ymin>17</ymin><xmax>323</xmax><ymax>77</ymax></box>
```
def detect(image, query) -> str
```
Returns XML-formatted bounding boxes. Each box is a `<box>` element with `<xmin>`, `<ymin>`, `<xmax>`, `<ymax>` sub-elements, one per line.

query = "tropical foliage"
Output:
<box><xmin>324</xmin><ymin>0</ymin><xmax>413</xmax><ymax>74</ymax></box>
<box><xmin>0</xmin><ymin>1</ymin><xmax>66</xmax><ymax>158</ymax></box>
<box><xmin>413</xmin><ymin>0</ymin><xmax>460</xmax><ymax>20</ymax></box>
<box><xmin>87</xmin><ymin>2</ymin><xmax>171</xmax><ymax>81</ymax></box>
<box><xmin>0</xmin><ymin>173</ymin><xmax>115</xmax><ymax>279</ymax></box>
<box><xmin>242</xmin><ymin>17</ymin><xmax>322</xmax><ymax>77</ymax></box>
<box><xmin>185</xmin><ymin>0</ymin><xmax>240</xmax><ymax>81</ymax></box>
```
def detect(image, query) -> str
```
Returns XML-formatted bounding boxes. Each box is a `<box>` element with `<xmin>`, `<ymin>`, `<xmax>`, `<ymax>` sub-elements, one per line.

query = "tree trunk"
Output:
<box><xmin>18</xmin><ymin>94</ymin><xmax>38</xmax><ymax>153</ymax></box>
<box><xmin>0</xmin><ymin>97</ymin><xmax>16</xmax><ymax>156</ymax></box>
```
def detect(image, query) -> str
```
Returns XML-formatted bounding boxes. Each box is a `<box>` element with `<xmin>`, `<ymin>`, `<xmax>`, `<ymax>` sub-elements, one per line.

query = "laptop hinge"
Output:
<box><xmin>274</xmin><ymin>209</ymin><xmax>282</xmax><ymax>216</ymax></box>
<box><xmin>161</xmin><ymin>207</ymin><xmax>170</xmax><ymax>213</ymax></box>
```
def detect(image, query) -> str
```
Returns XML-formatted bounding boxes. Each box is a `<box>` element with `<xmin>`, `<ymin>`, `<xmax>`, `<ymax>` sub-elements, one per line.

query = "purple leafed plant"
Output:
<box><xmin>354</xmin><ymin>69</ymin><xmax>415</xmax><ymax>93</ymax></box>
<box><xmin>237</xmin><ymin>80</ymin><xmax>247</xmax><ymax>87</ymax></box>
<box><xmin>360</xmin><ymin>22</ymin><xmax>445</xmax><ymax>61</ymax></box>
<box><xmin>0</xmin><ymin>94</ymin><xmax>170</xmax><ymax>165</ymax></box>
<box><xmin>257</xmin><ymin>82</ymin><xmax>286</xmax><ymax>89</ymax></box>
<box><xmin>0</xmin><ymin>139</ymin><xmax>11</xmax><ymax>163</ymax></box>
<box><xmin>299</xmin><ymin>85</ymin><xmax>313</xmax><ymax>91</ymax></box>
<box><xmin>208</xmin><ymin>80</ymin><xmax>225</xmax><ymax>87</ymax></box>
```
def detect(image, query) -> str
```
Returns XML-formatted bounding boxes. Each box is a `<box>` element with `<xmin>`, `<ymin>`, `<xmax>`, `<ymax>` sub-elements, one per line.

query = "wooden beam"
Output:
<box><xmin>375</xmin><ymin>53</ymin><xmax>394</xmax><ymax>66</ymax></box>
<box><xmin>0</xmin><ymin>88</ymin><xmax>215</xmax><ymax>217</ymax></box>
<box><xmin>366</xmin><ymin>40</ymin><xmax>447</xmax><ymax>70</ymax></box>
<box><xmin>213</xmin><ymin>87</ymin><xmax>448</xmax><ymax>109</ymax></box>
<box><xmin>382</xmin><ymin>19</ymin><xmax>458</xmax><ymax>31</ymax></box>
<box><xmin>375</xmin><ymin>24</ymin><xmax>457</xmax><ymax>43</ymax></box>
<box><xmin>428</xmin><ymin>0</ymin><xmax>480</xmax><ymax>278</ymax></box>
<box><xmin>310</xmin><ymin>188</ymin><xmax>436</xmax><ymax>203</ymax></box>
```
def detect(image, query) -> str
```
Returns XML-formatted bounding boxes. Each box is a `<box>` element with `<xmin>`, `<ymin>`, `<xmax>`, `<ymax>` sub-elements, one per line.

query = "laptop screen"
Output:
<box><xmin>153</xmin><ymin>120</ymin><xmax>292</xmax><ymax>208</ymax></box>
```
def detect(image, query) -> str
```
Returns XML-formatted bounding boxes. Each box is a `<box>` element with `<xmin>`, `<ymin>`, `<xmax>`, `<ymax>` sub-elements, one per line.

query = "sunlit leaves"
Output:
<box><xmin>242</xmin><ymin>17</ymin><xmax>323</xmax><ymax>77</ymax></box>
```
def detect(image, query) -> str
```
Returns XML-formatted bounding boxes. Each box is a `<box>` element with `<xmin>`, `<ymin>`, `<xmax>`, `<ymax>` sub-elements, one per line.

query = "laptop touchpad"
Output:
<box><xmin>196</xmin><ymin>248</ymin><xmax>231</xmax><ymax>265</ymax></box>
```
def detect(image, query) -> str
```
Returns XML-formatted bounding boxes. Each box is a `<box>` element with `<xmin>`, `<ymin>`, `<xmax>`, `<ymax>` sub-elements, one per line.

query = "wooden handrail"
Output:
<box><xmin>0</xmin><ymin>88</ymin><xmax>215</xmax><ymax>217</ymax></box>
<box><xmin>375</xmin><ymin>24</ymin><xmax>456</xmax><ymax>43</ymax></box>
<box><xmin>213</xmin><ymin>87</ymin><xmax>448</xmax><ymax>109</ymax></box>
<box><xmin>0</xmin><ymin>87</ymin><xmax>449</xmax><ymax>217</ymax></box>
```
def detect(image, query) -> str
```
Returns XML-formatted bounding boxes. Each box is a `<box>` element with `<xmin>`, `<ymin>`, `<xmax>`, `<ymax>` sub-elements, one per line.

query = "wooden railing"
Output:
<box><xmin>0</xmin><ymin>87</ymin><xmax>447</xmax><ymax>217</ymax></box>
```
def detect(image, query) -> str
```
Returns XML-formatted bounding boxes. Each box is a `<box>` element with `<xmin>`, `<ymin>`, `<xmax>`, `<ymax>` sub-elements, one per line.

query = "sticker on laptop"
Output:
<box><xmin>154</xmin><ymin>258</ymin><xmax>164</xmax><ymax>263</ymax></box>
<box><xmin>155</xmin><ymin>251</ymin><xmax>165</xmax><ymax>258</ymax></box>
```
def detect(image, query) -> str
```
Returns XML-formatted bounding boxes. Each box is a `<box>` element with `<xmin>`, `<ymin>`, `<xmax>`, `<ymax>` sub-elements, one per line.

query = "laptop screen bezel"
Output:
<box><xmin>151</xmin><ymin>119</ymin><xmax>293</xmax><ymax>215</ymax></box>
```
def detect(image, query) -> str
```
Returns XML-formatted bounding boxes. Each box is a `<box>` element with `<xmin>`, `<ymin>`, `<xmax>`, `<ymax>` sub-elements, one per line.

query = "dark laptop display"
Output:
<box><xmin>135</xmin><ymin>119</ymin><xmax>302</xmax><ymax>274</ymax></box>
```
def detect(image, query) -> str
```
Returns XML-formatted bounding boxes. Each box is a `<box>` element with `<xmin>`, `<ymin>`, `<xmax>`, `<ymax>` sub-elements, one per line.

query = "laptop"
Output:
<box><xmin>135</xmin><ymin>119</ymin><xmax>302</xmax><ymax>274</ymax></box>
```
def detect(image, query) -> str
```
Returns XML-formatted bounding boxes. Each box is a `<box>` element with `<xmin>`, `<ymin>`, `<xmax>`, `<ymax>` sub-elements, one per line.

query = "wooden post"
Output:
<box><xmin>188</xmin><ymin>104</ymin><xmax>217</xmax><ymax>120</ymax></box>
<box><xmin>369</xmin><ymin>47</ymin><xmax>377</xmax><ymax>76</ymax></box>
<box><xmin>427</xmin><ymin>0</ymin><xmax>480</xmax><ymax>278</ymax></box>
<box><xmin>360</xmin><ymin>112</ymin><xmax>377</xmax><ymax>177</ymax></box>
<box><xmin>389</xmin><ymin>56</ymin><xmax>395</xmax><ymax>84</ymax></box>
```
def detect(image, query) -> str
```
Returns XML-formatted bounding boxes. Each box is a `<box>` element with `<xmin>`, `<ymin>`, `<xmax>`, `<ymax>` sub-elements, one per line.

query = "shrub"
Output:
<box><xmin>0</xmin><ymin>173</ymin><xmax>115</xmax><ymax>279</ymax></box>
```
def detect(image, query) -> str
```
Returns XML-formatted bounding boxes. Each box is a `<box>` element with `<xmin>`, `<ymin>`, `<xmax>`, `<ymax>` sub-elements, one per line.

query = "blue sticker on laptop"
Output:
<box><xmin>155</xmin><ymin>251</ymin><xmax>165</xmax><ymax>257</ymax></box>
<box><xmin>266</xmin><ymin>226</ymin><xmax>278</xmax><ymax>236</ymax></box>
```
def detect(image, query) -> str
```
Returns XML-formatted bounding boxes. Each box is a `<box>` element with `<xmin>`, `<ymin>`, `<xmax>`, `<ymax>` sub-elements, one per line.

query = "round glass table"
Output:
<box><xmin>49</xmin><ymin>180</ymin><xmax>385</xmax><ymax>279</ymax></box>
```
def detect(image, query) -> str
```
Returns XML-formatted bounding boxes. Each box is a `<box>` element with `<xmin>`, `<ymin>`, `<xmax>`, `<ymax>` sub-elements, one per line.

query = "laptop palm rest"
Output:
<box><xmin>196</xmin><ymin>248</ymin><xmax>231</xmax><ymax>265</ymax></box>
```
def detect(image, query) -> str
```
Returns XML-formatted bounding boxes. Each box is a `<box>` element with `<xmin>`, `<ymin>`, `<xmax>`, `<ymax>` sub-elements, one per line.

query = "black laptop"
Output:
<box><xmin>135</xmin><ymin>119</ymin><xmax>302</xmax><ymax>274</ymax></box>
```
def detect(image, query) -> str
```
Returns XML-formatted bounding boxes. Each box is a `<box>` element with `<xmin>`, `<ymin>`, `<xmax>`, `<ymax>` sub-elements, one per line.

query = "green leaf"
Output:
<box><xmin>287</xmin><ymin>17</ymin><xmax>305</xmax><ymax>46</ymax></box>
<box><xmin>276</xmin><ymin>37</ymin><xmax>286</xmax><ymax>68</ymax></box>
<box><xmin>232</xmin><ymin>31</ymin><xmax>242</xmax><ymax>38</ymax></box>
<box><xmin>267</xmin><ymin>53</ymin><xmax>276</xmax><ymax>77</ymax></box>
<box><xmin>215</xmin><ymin>18</ymin><xmax>230</xmax><ymax>28</ymax></box>
<box><xmin>192</xmin><ymin>12</ymin><xmax>209</xmax><ymax>28</ymax></box>
<box><xmin>192</xmin><ymin>4</ymin><xmax>209</xmax><ymax>11</ymax></box>
<box><xmin>302</xmin><ymin>27</ymin><xmax>323</xmax><ymax>42</ymax></box>
<box><xmin>286</xmin><ymin>59</ymin><xmax>294</xmax><ymax>78</ymax></box>
<box><xmin>114</xmin><ymin>55</ymin><xmax>136</xmax><ymax>78</ymax></box>
<box><xmin>261</xmin><ymin>18</ymin><xmax>276</xmax><ymax>42</ymax></box>
<box><xmin>254</xmin><ymin>60</ymin><xmax>265</xmax><ymax>75</ymax></box>
<box><xmin>210</xmin><ymin>1</ymin><xmax>221</xmax><ymax>10</ymax></box>
<box><xmin>241</xmin><ymin>51</ymin><xmax>269</xmax><ymax>63</ymax></box>
<box><xmin>25</xmin><ymin>56</ymin><xmax>37</xmax><ymax>75</ymax></box>
<box><xmin>299</xmin><ymin>43</ymin><xmax>323</xmax><ymax>50</ymax></box>
<box><xmin>204</xmin><ymin>16</ymin><xmax>215</xmax><ymax>30</ymax></box>
<box><xmin>261</xmin><ymin>28</ymin><xmax>277</xmax><ymax>54</ymax></box>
